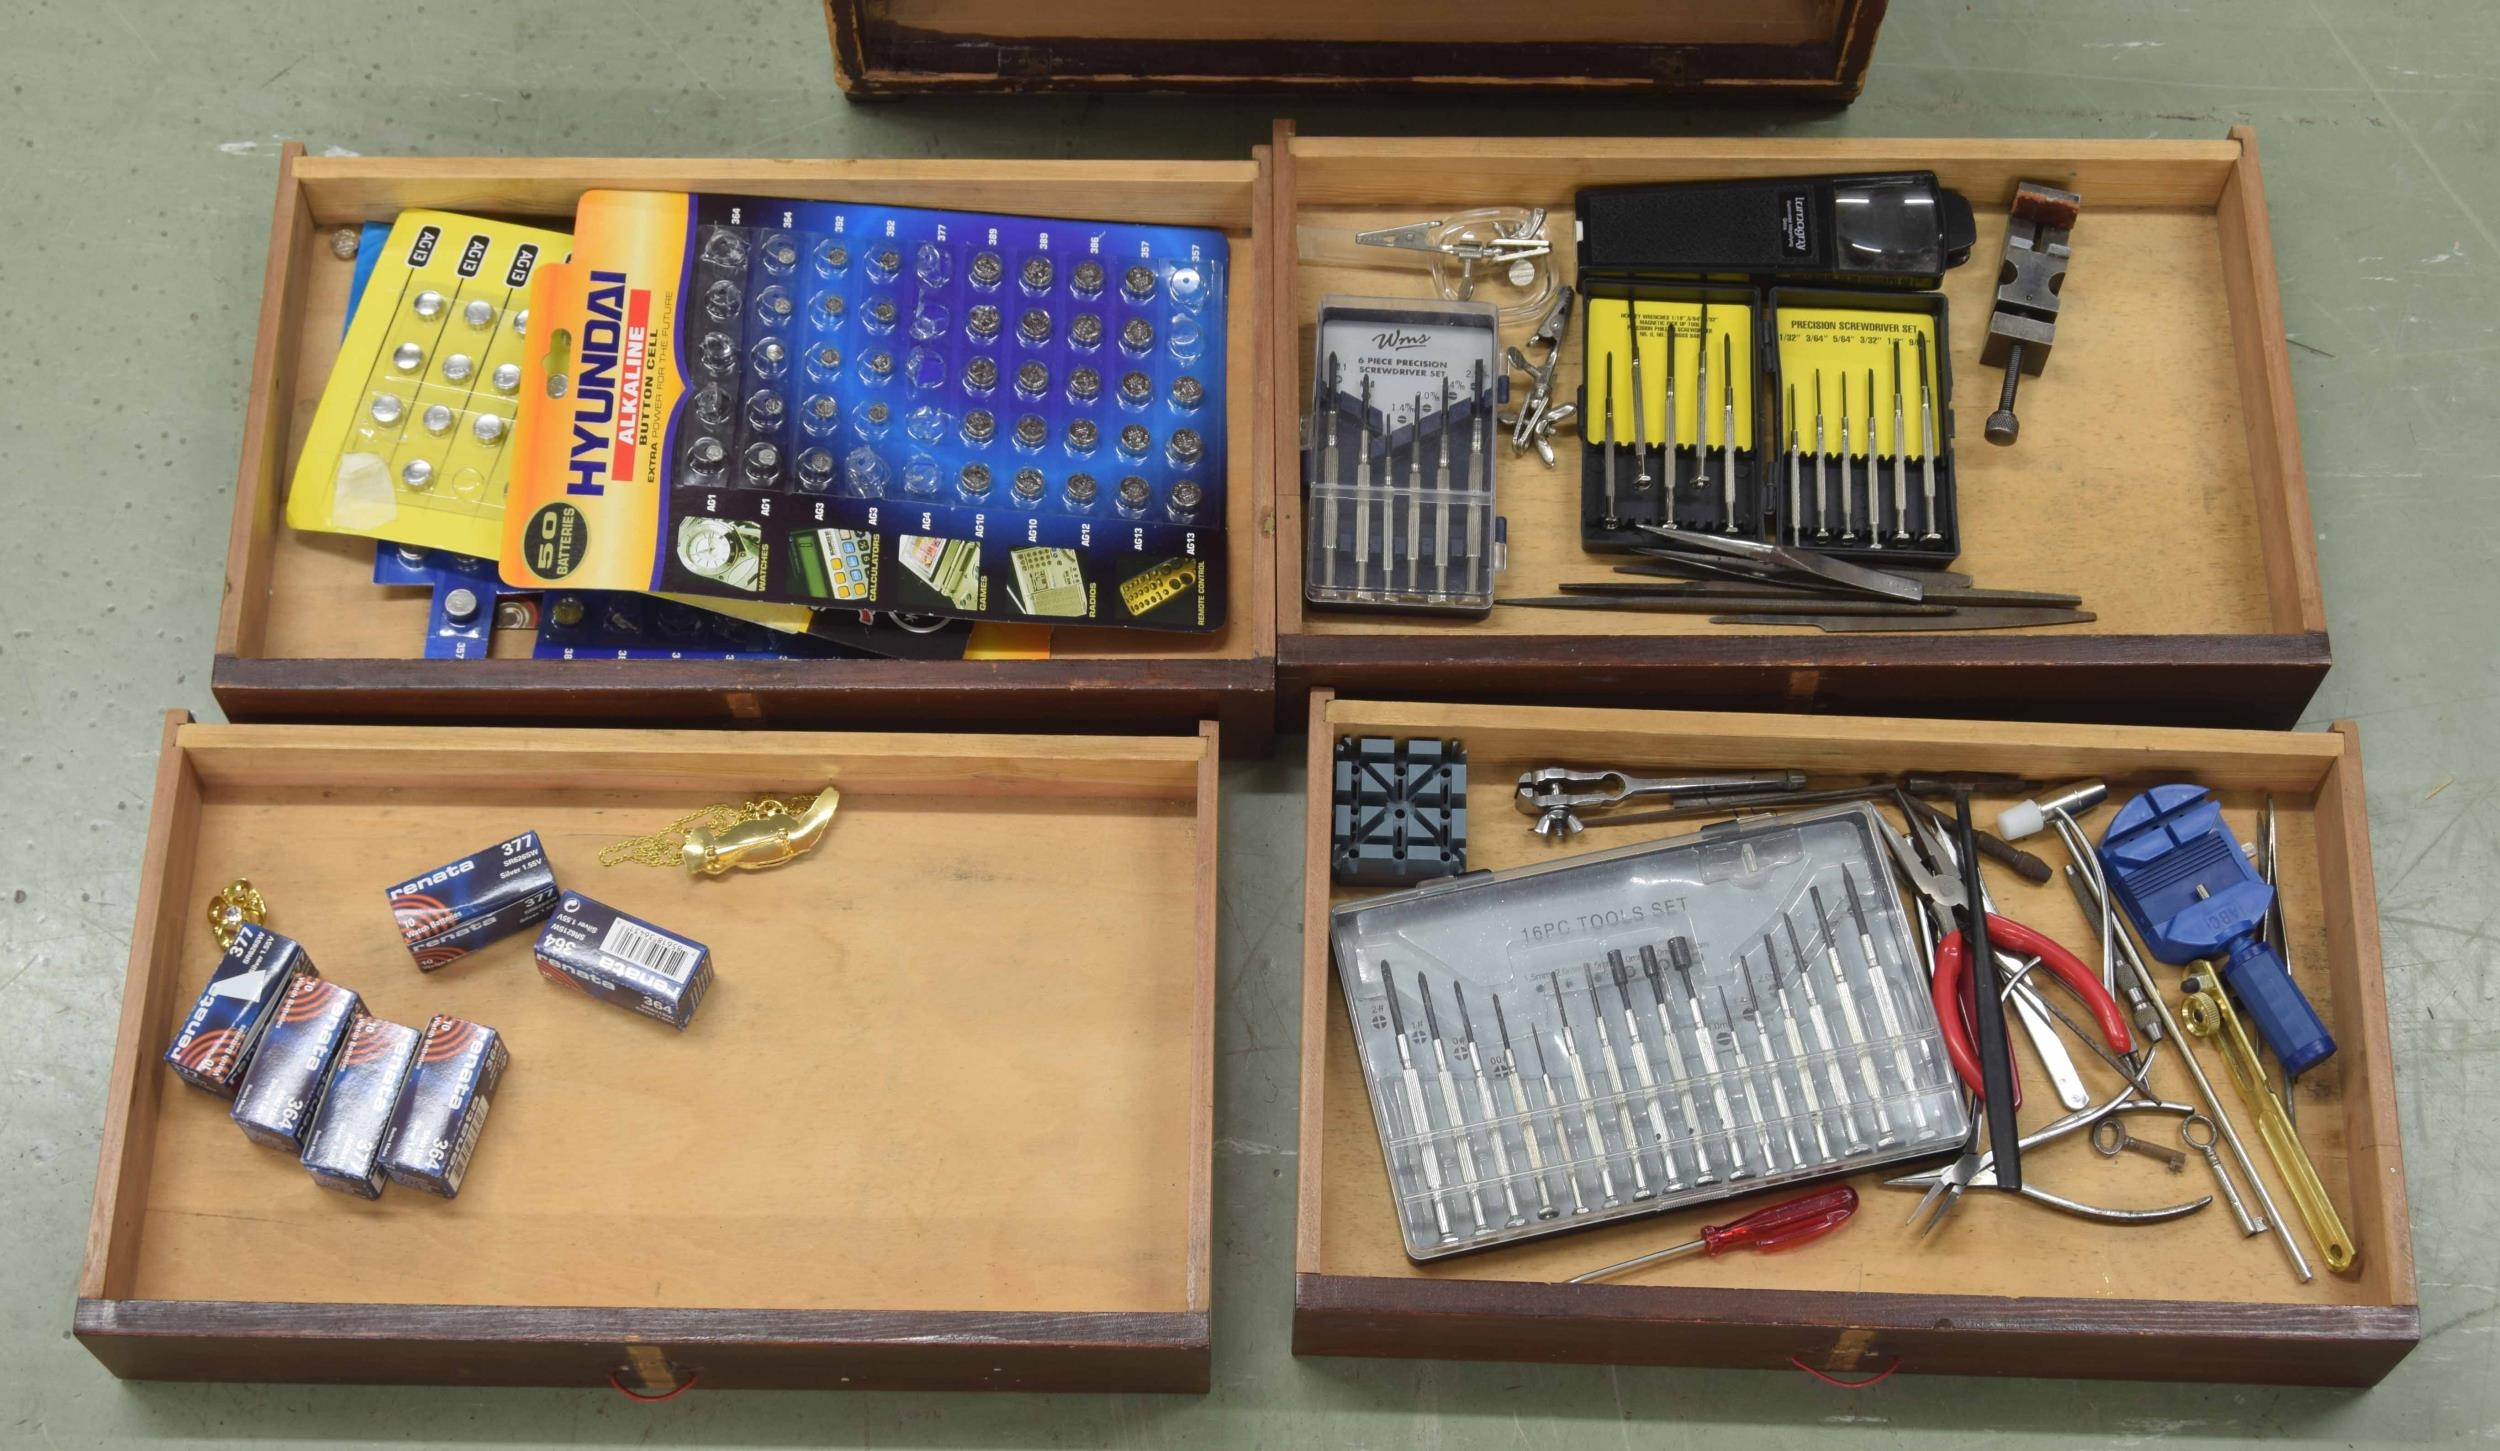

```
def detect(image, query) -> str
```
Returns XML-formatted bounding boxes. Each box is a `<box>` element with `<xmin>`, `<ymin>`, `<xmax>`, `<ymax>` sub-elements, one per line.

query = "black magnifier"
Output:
<box><xmin>1577</xmin><ymin>172</ymin><xmax>1977</xmax><ymax>290</ymax></box>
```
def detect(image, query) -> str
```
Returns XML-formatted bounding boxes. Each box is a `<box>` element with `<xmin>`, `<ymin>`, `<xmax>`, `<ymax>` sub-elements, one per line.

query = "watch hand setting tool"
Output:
<box><xmin>1583</xmin><ymin>971</ymin><xmax>1656</xmax><ymax>1198</ymax></box>
<box><xmin>1757</xmin><ymin>935</ymin><xmax>1834</xmax><ymax>1160</ymax></box>
<box><xmin>1916</xmin><ymin>333</ymin><xmax>1941</xmax><ymax>540</ymax></box>
<box><xmin>1777</xmin><ymin>916</ymin><xmax>1867</xmax><ymax>1153</ymax></box>
<box><xmin>1453</xmin><ymin>982</ymin><xmax>1525</xmax><ymax>1226</ymax></box>
<box><xmin>1492</xmin><ymin>993</ymin><xmax>1560</xmax><ymax>1219</ymax></box>
<box><xmin>1607</xmin><ymin>952</ymin><xmax>1683</xmax><ymax>1189</ymax></box>
<box><xmin>1808</xmin><ymin>885</ymin><xmax>1899</xmax><ymax>1144</ymax></box>
<box><xmin>1529</xmin><ymin>1029</ymin><xmax>1590</xmax><ymax>1215</ymax></box>
<box><xmin>1719</xmin><ymin>334</ymin><xmax>1739</xmax><ymax>534</ymax></box>
<box><xmin>1839</xmin><ymin>864</ymin><xmax>1937</xmax><ymax>1128</ymax></box>
<box><xmin>1812</xmin><ymin>368</ymin><xmax>1829</xmax><ymax>539</ymax></box>
<box><xmin>1352</xmin><ymin>374</ymin><xmax>1374</xmax><ymax>599</ymax></box>
<box><xmin>1380</xmin><ymin>980</ymin><xmax>1457</xmax><ymax>1243</ymax></box>
<box><xmin>1666</xmin><ymin>938</ymin><xmax>1748</xmax><ymax>1179</ymax></box>
<box><xmin>1629</xmin><ymin>300</ymin><xmax>1653</xmax><ymax>493</ymax></box>
<box><xmin>1736</xmin><ymin>960</ymin><xmax>1804</xmax><ymax>1167</ymax></box>
<box><xmin>1602</xmin><ymin>352</ymin><xmax>1620</xmax><ymax>531</ymax></box>
<box><xmin>1889</xmin><ymin>341</ymin><xmax>1911</xmax><ymax>542</ymax></box>
<box><xmin>1320</xmin><ymin>353</ymin><xmax>1341</xmax><ymax>591</ymax></box>
<box><xmin>1549</xmin><ymin>972</ymin><xmax>1622</xmax><ymax>1206</ymax></box>
<box><xmin>1417</xmin><ymin>974</ymin><xmax>1489</xmax><ymax>1233</ymax></box>
<box><xmin>1639</xmin><ymin>945</ymin><xmax>1717</xmax><ymax>1183</ymax></box>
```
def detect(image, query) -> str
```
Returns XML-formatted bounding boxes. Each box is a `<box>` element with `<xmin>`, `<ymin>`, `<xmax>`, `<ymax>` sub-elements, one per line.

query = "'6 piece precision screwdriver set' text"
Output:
<box><xmin>1331</xmin><ymin>804</ymin><xmax>1967</xmax><ymax>1259</ymax></box>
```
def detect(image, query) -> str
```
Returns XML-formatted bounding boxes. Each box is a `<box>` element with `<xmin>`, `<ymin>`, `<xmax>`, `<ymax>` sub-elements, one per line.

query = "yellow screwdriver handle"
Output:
<box><xmin>2180</xmin><ymin>979</ymin><xmax>2357</xmax><ymax>1272</ymax></box>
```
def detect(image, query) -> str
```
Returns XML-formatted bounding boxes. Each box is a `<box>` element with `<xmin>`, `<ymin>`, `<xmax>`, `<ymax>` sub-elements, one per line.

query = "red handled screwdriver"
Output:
<box><xmin>1567</xmin><ymin>1185</ymin><xmax>1860</xmax><ymax>1284</ymax></box>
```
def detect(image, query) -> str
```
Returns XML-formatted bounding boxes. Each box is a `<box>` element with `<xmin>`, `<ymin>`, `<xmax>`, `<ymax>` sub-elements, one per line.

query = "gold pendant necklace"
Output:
<box><xmin>600</xmin><ymin>787</ymin><xmax>841</xmax><ymax>876</ymax></box>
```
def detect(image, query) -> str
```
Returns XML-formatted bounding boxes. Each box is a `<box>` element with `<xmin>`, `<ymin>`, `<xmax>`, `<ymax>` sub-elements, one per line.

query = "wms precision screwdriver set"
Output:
<box><xmin>1332</xmin><ymin>805</ymin><xmax>1964</xmax><ymax>1258</ymax></box>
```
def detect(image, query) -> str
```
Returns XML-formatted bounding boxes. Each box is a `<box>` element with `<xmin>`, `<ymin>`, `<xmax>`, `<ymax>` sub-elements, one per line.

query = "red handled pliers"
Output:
<box><xmin>1875</xmin><ymin>807</ymin><xmax>2133</xmax><ymax>1103</ymax></box>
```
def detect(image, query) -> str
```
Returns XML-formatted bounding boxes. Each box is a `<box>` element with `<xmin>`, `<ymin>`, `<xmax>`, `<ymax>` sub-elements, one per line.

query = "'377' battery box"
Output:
<box><xmin>503</xmin><ymin>191</ymin><xmax>1230</xmax><ymax>631</ymax></box>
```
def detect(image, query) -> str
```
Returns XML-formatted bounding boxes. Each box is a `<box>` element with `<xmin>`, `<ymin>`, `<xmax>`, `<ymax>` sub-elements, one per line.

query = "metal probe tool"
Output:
<box><xmin>1639</xmin><ymin>945</ymin><xmax>1717</xmax><ymax>1182</ymax></box>
<box><xmin>1492</xmin><ymin>994</ymin><xmax>1560</xmax><ymax>1219</ymax></box>
<box><xmin>1453</xmin><ymin>983</ymin><xmax>1524</xmax><ymax>1226</ymax></box>
<box><xmin>1381</xmin><ymin>980</ymin><xmax>1456</xmax><ymax>1242</ymax></box>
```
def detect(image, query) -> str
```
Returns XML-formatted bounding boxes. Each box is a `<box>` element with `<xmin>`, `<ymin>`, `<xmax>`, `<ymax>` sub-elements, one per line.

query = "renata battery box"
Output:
<box><xmin>301</xmin><ymin>1014</ymin><xmax>421</xmax><ymax>1198</ymax></box>
<box><xmin>384</xmin><ymin>830</ymin><xmax>559</xmax><ymax>970</ymax></box>
<box><xmin>380</xmin><ymin>1015</ymin><xmax>509</xmax><ymax>1198</ymax></box>
<box><xmin>533</xmin><ymin>892</ymin><xmax>714</xmax><ymax>1030</ymax></box>
<box><xmin>162</xmin><ymin>924</ymin><xmax>317</xmax><ymax>1096</ymax></box>
<box><xmin>231</xmin><ymin>975</ymin><xmax>364</xmax><ymax>1150</ymax></box>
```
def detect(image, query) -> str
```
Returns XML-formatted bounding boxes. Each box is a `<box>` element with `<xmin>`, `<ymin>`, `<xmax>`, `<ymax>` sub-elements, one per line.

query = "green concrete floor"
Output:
<box><xmin>6</xmin><ymin>0</ymin><xmax>2497</xmax><ymax>1444</ymax></box>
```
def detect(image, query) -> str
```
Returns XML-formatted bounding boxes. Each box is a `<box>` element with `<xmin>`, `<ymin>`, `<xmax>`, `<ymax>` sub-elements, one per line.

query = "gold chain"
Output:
<box><xmin>599</xmin><ymin>793</ymin><xmax>822</xmax><ymax>868</ymax></box>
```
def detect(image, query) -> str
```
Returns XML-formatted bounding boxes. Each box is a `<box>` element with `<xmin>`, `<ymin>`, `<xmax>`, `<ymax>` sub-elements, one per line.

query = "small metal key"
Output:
<box><xmin>2183</xmin><ymin>1113</ymin><xmax>2267</xmax><ymax>1236</ymax></box>
<box><xmin>2092</xmin><ymin>1117</ymin><xmax>2186</xmax><ymax>1171</ymax></box>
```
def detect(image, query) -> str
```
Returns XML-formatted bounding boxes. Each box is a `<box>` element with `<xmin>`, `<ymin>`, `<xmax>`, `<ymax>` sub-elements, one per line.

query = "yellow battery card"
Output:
<box><xmin>286</xmin><ymin>210</ymin><xmax>572</xmax><ymax>556</ymax></box>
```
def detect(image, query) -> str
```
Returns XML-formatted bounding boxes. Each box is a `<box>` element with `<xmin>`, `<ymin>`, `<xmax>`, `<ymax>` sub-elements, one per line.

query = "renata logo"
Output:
<box><xmin>564</xmin><ymin>272</ymin><xmax>651</xmax><ymax>498</ymax></box>
<box><xmin>391</xmin><ymin>859</ymin><xmax>476</xmax><ymax>895</ymax></box>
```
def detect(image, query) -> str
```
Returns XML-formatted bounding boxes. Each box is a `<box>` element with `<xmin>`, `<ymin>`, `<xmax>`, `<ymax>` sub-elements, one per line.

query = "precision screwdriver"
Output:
<box><xmin>1606</xmin><ymin>952</ymin><xmax>1683</xmax><ymax>1188</ymax></box>
<box><xmin>1567</xmin><ymin>1185</ymin><xmax>1859</xmax><ymax>1285</ymax></box>
<box><xmin>1864</xmin><ymin>367</ymin><xmax>1881</xmax><ymax>550</ymax></box>
<box><xmin>1738</xmin><ymin>959</ymin><xmax>1804</xmax><ymax>1166</ymax></box>
<box><xmin>1837</xmin><ymin>370</ymin><xmax>1855</xmax><ymax>540</ymax></box>
<box><xmin>1667</xmin><ymin>938</ymin><xmax>1748</xmax><ymax>1179</ymax></box>
<box><xmin>1320</xmin><ymin>353</ymin><xmax>1340</xmax><ymax>590</ymax></box>
<box><xmin>1585</xmin><ymin>972</ymin><xmax>1655</xmax><ymax>1199</ymax></box>
<box><xmin>1890</xmin><ymin>340</ymin><xmax>1911</xmax><ymax>542</ymax></box>
<box><xmin>1529</xmin><ymin>1028</ymin><xmax>1591</xmax><ymax>1215</ymax></box>
<box><xmin>1352</xmin><ymin>374</ymin><xmax>1373</xmax><ymax>597</ymax></box>
<box><xmin>1690</xmin><ymin>301</ymin><xmax>1711</xmax><ymax>497</ymax></box>
<box><xmin>1778</xmin><ymin>916</ymin><xmax>1867</xmax><ymax>1152</ymax></box>
<box><xmin>1760</xmin><ymin>936</ymin><xmax>1835</xmax><ymax>1160</ymax></box>
<box><xmin>1630</xmin><ymin>300</ymin><xmax>1653</xmax><ymax>493</ymax></box>
<box><xmin>1434</xmin><ymin>375</ymin><xmax>1453</xmax><ymax>597</ymax></box>
<box><xmin>1639</xmin><ymin>945</ymin><xmax>1717</xmax><ymax>1183</ymax></box>
<box><xmin>1453</xmin><ymin>982</ymin><xmax>1525</xmax><ymax>1226</ymax></box>
<box><xmin>1720</xmin><ymin>334</ymin><xmax>1739</xmax><ymax>534</ymax></box>
<box><xmin>1812</xmin><ymin>368</ymin><xmax>1829</xmax><ymax>540</ymax></box>
<box><xmin>1380</xmin><ymin>979</ymin><xmax>1456</xmax><ymax>1242</ymax></box>
<box><xmin>1839</xmin><ymin>865</ymin><xmax>1937</xmax><ymax>1121</ymax></box>
<box><xmin>1549</xmin><ymin>971</ymin><xmax>1623</xmax><ymax>1206</ymax></box>
<box><xmin>1785</xmin><ymin>382</ymin><xmax>1801</xmax><ymax>545</ymax></box>
<box><xmin>1917</xmin><ymin>333</ymin><xmax>1941</xmax><ymax>541</ymax></box>
<box><xmin>1418</xmin><ymin>974</ymin><xmax>1488</xmax><ymax>1231</ymax></box>
<box><xmin>1602</xmin><ymin>352</ymin><xmax>1620</xmax><ymax>529</ymax></box>
<box><xmin>1468</xmin><ymin>358</ymin><xmax>1488</xmax><ymax>593</ymax></box>
<box><xmin>1809</xmin><ymin>887</ymin><xmax>1899</xmax><ymax>1145</ymax></box>
<box><xmin>1661</xmin><ymin>321</ymin><xmax>1680</xmax><ymax>530</ymax></box>
<box><xmin>1407</xmin><ymin>391</ymin><xmax>1426</xmax><ymax>594</ymax></box>
<box><xmin>1491</xmin><ymin>993</ymin><xmax>1560</xmax><ymax>1219</ymax></box>
<box><xmin>1715</xmin><ymin>984</ymin><xmax>1781</xmax><ymax>1170</ymax></box>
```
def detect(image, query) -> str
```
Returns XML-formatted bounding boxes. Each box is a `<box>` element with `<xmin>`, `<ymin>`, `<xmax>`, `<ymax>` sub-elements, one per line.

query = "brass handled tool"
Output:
<box><xmin>2179</xmin><ymin>968</ymin><xmax>2357</xmax><ymax>1271</ymax></box>
<box><xmin>1491</xmin><ymin>994</ymin><xmax>1561</xmax><ymax>1219</ymax></box>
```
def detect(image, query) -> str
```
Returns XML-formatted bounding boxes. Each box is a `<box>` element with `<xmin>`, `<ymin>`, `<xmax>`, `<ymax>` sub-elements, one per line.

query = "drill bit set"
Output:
<box><xmin>1330</xmin><ymin>803</ymin><xmax>1967</xmax><ymax>1260</ymax></box>
<box><xmin>1575</xmin><ymin>288</ymin><xmax>1759</xmax><ymax>545</ymax></box>
<box><xmin>1303</xmin><ymin>296</ymin><xmax>1504</xmax><ymax>615</ymax></box>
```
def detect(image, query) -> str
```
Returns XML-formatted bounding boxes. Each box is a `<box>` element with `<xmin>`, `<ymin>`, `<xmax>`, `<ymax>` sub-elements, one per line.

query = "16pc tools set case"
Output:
<box><xmin>78</xmin><ymin>110</ymin><xmax>2406</xmax><ymax>1396</ymax></box>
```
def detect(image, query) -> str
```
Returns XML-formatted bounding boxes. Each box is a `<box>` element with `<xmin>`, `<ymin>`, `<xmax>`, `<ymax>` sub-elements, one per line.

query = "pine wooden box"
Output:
<box><xmin>825</xmin><ymin>0</ymin><xmax>1885</xmax><ymax>99</ymax></box>
<box><xmin>214</xmin><ymin>145</ymin><xmax>1277</xmax><ymax>755</ymax></box>
<box><xmin>79</xmin><ymin>714</ymin><xmax>1219</xmax><ymax>1391</ymax></box>
<box><xmin>1272</xmin><ymin>126</ymin><xmax>2329</xmax><ymax>730</ymax></box>
<box><xmin>1294</xmin><ymin>693</ymin><xmax>2415</xmax><ymax>1385</ymax></box>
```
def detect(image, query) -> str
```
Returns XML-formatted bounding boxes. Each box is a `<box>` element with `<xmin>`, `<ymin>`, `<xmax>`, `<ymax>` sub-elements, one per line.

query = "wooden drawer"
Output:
<box><xmin>215</xmin><ymin>145</ymin><xmax>1277</xmax><ymax>755</ymax></box>
<box><xmin>825</xmin><ymin>0</ymin><xmax>1885</xmax><ymax>99</ymax></box>
<box><xmin>1272</xmin><ymin>126</ymin><xmax>2329</xmax><ymax>730</ymax></box>
<box><xmin>1294</xmin><ymin>693</ymin><xmax>2414</xmax><ymax>1385</ymax></box>
<box><xmin>80</xmin><ymin>715</ymin><xmax>1218</xmax><ymax>1391</ymax></box>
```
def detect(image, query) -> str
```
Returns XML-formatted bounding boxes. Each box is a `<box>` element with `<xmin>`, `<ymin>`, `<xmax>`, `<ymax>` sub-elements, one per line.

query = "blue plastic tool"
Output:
<box><xmin>2097</xmin><ymin>783</ymin><xmax>2335</xmax><ymax>1078</ymax></box>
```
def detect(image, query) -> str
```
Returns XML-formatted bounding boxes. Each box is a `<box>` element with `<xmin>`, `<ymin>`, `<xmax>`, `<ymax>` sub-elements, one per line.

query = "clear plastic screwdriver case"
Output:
<box><xmin>1329</xmin><ymin>804</ymin><xmax>1969</xmax><ymax>1260</ymax></box>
